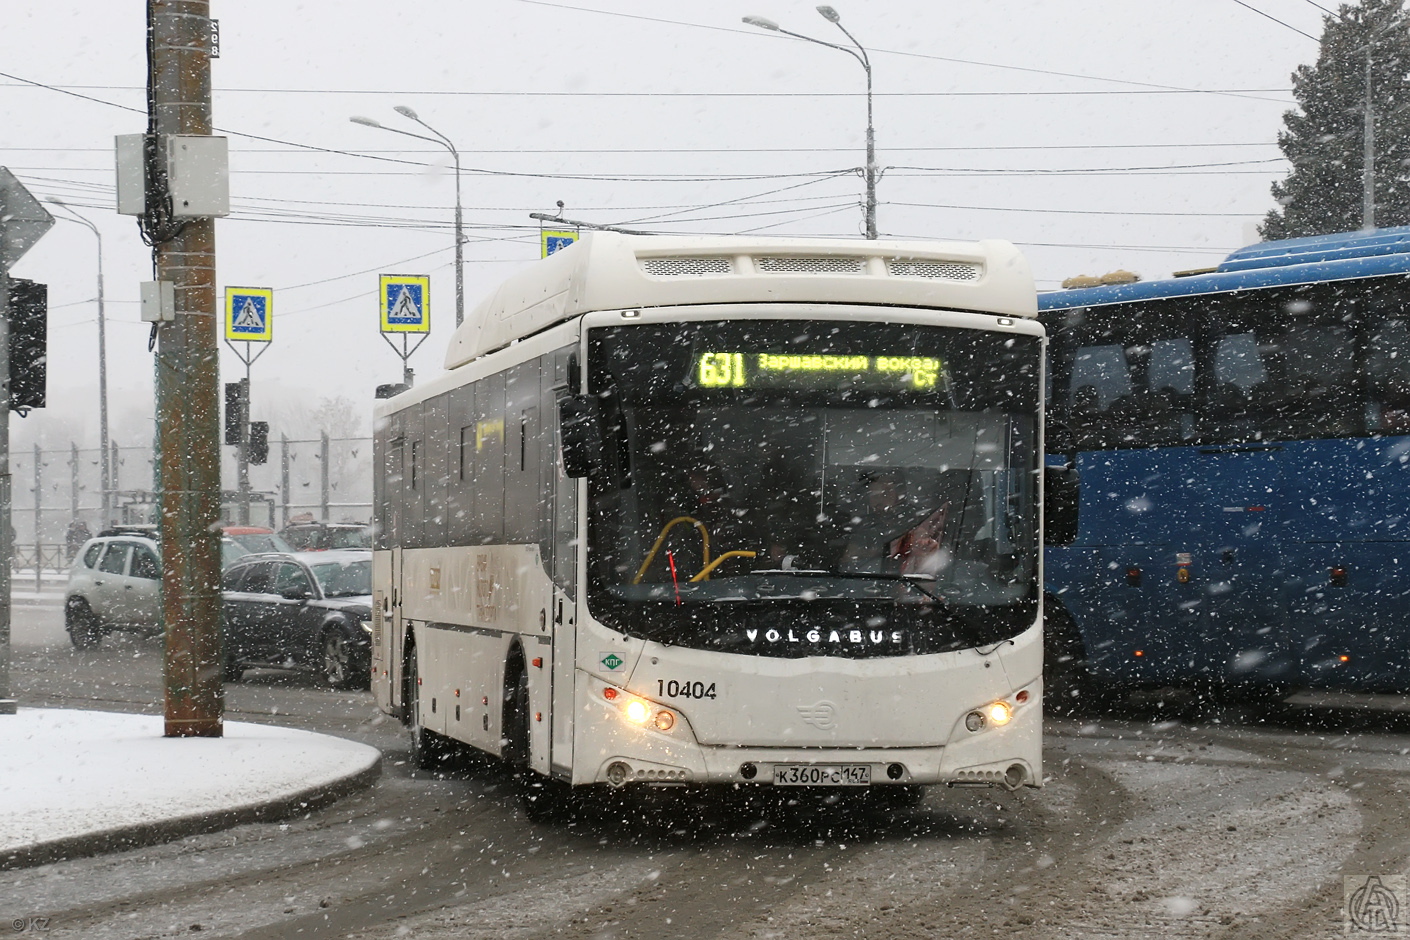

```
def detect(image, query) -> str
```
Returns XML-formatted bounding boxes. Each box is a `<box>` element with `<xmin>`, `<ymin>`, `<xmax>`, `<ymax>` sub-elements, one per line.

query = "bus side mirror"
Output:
<box><xmin>559</xmin><ymin>395</ymin><xmax>602</xmax><ymax>478</ymax></box>
<box><xmin>1043</xmin><ymin>466</ymin><xmax>1080</xmax><ymax>546</ymax></box>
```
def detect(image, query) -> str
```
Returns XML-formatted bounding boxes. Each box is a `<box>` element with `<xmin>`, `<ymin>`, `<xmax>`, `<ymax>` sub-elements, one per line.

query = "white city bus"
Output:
<box><xmin>370</xmin><ymin>233</ymin><xmax>1048</xmax><ymax>814</ymax></box>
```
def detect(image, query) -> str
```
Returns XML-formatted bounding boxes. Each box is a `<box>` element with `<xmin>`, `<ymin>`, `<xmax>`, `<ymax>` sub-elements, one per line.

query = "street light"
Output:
<box><xmin>46</xmin><ymin>199</ymin><xmax>111</xmax><ymax>525</ymax></box>
<box><xmin>744</xmin><ymin>5</ymin><xmax>878</xmax><ymax>239</ymax></box>
<box><xmin>350</xmin><ymin>108</ymin><xmax>466</xmax><ymax>326</ymax></box>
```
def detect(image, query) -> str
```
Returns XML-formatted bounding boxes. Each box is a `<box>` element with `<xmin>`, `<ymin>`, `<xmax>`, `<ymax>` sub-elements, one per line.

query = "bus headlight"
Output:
<box><xmin>987</xmin><ymin>701</ymin><xmax>1013</xmax><ymax>725</ymax></box>
<box><xmin>653</xmin><ymin>710</ymin><xmax>676</xmax><ymax>732</ymax></box>
<box><xmin>625</xmin><ymin>700</ymin><xmax>650</xmax><ymax>723</ymax></box>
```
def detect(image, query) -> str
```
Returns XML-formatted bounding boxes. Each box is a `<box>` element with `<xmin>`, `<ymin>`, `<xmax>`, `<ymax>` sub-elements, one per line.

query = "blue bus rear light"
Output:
<box><xmin>1176</xmin><ymin>567</ymin><xmax>1191</xmax><ymax>584</ymax></box>
<box><xmin>1125</xmin><ymin>567</ymin><xmax>1141</xmax><ymax>587</ymax></box>
<box><xmin>1330</xmin><ymin>567</ymin><xmax>1348</xmax><ymax>587</ymax></box>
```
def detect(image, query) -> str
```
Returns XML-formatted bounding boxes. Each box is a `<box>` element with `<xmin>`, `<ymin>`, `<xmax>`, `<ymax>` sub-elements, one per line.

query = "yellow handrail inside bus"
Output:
<box><xmin>633</xmin><ymin>516</ymin><xmax>710</xmax><ymax>584</ymax></box>
<box><xmin>689</xmin><ymin>550</ymin><xmax>757</xmax><ymax>582</ymax></box>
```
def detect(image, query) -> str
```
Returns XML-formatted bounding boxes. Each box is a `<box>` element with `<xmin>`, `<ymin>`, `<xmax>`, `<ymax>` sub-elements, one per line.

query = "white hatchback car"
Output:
<box><xmin>65</xmin><ymin>529</ymin><xmax>164</xmax><ymax>649</ymax></box>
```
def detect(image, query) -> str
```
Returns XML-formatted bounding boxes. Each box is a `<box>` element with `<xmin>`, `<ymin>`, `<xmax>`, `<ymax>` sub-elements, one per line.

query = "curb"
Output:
<box><xmin>0</xmin><ymin>751</ymin><xmax>382</xmax><ymax>871</ymax></box>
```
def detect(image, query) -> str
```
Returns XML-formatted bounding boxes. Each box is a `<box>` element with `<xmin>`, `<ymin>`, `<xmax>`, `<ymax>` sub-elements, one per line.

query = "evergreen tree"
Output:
<box><xmin>1262</xmin><ymin>0</ymin><xmax>1410</xmax><ymax>240</ymax></box>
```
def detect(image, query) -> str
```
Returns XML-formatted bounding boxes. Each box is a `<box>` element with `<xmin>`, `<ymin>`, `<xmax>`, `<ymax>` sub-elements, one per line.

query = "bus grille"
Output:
<box><xmin>887</xmin><ymin>259</ymin><xmax>982</xmax><ymax>281</ymax></box>
<box><xmin>755</xmin><ymin>256</ymin><xmax>866</xmax><ymax>274</ymax></box>
<box><xmin>640</xmin><ymin>257</ymin><xmax>734</xmax><ymax>277</ymax></box>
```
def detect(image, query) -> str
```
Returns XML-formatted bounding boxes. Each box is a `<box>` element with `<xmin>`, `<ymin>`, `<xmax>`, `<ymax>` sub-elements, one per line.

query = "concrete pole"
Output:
<box><xmin>0</xmin><ymin>269</ymin><xmax>13</xmax><ymax>714</ymax></box>
<box><xmin>152</xmin><ymin>0</ymin><xmax>222</xmax><ymax>738</ymax></box>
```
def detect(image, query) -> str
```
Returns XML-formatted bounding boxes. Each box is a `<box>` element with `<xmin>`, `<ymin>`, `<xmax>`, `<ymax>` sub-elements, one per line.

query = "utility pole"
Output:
<box><xmin>149</xmin><ymin>0</ymin><xmax>223</xmax><ymax>738</ymax></box>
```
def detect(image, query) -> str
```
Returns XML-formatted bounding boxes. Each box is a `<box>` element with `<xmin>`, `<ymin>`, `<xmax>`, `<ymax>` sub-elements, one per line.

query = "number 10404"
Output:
<box><xmin>657</xmin><ymin>679</ymin><xmax>717</xmax><ymax>700</ymax></box>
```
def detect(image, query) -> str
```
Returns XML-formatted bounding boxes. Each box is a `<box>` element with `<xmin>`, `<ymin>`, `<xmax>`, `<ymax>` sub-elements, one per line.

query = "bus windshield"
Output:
<box><xmin>586</xmin><ymin>318</ymin><xmax>1041</xmax><ymax>658</ymax></box>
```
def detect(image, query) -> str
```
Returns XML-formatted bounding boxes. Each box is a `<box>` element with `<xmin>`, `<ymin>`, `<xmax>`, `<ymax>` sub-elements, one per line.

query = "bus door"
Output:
<box><xmin>548</xmin><ymin>352</ymin><xmax>579</xmax><ymax>778</ymax></box>
<box><xmin>1196</xmin><ymin>445</ymin><xmax>1287</xmax><ymax>684</ymax></box>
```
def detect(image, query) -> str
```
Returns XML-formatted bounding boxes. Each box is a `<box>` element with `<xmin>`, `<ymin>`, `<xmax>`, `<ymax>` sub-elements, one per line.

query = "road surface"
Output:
<box><xmin>4</xmin><ymin>600</ymin><xmax>1408</xmax><ymax>939</ymax></box>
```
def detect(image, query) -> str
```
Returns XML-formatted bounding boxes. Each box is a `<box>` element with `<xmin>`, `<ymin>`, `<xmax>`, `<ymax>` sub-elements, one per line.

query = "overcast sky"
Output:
<box><xmin>0</xmin><ymin>0</ymin><xmax>1324</xmax><ymax>451</ymax></box>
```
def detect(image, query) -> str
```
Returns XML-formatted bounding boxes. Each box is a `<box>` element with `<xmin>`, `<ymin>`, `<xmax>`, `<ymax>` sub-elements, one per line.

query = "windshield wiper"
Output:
<box><xmin>751</xmin><ymin>568</ymin><xmax>944</xmax><ymax>603</ymax></box>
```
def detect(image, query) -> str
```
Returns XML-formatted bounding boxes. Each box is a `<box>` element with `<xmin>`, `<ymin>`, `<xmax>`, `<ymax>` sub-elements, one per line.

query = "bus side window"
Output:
<box><xmin>423</xmin><ymin>393</ymin><xmax>450</xmax><ymax>548</ymax></box>
<box><xmin>1067</xmin><ymin>344</ymin><xmax>1129</xmax><ymax>448</ymax></box>
<box><xmin>447</xmin><ymin>384</ymin><xmax>475</xmax><ymax>546</ymax></box>
<box><xmin>473</xmin><ymin>374</ymin><xmax>506</xmax><ymax>545</ymax></box>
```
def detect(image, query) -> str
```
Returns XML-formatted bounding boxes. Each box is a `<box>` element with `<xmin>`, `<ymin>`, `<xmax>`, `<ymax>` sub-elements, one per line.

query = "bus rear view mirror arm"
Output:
<box><xmin>559</xmin><ymin>395</ymin><xmax>603</xmax><ymax>478</ymax></box>
<box><xmin>1043</xmin><ymin>466</ymin><xmax>1080</xmax><ymax>547</ymax></box>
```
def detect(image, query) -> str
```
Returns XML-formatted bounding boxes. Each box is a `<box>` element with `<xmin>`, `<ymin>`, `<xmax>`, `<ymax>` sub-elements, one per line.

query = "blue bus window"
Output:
<box><xmin>1148</xmin><ymin>338</ymin><xmax>1194</xmax><ymax>395</ymax></box>
<box><xmin>1068</xmin><ymin>345</ymin><xmax>1129</xmax><ymax>410</ymax></box>
<box><xmin>1214</xmin><ymin>333</ymin><xmax>1265</xmax><ymax>391</ymax></box>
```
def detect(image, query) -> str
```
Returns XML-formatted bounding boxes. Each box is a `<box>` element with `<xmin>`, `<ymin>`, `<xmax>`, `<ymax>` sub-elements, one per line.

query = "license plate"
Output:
<box><xmin>773</xmin><ymin>764</ymin><xmax>871</xmax><ymax>786</ymax></box>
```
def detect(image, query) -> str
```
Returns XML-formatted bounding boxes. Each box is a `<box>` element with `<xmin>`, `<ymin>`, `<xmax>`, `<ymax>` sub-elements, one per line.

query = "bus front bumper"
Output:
<box><xmin>572</xmin><ymin>676</ymin><xmax>1044</xmax><ymax>790</ymax></box>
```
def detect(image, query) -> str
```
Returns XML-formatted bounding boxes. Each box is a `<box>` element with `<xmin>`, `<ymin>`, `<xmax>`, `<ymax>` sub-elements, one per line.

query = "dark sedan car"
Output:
<box><xmin>221</xmin><ymin>550</ymin><xmax>373</xmax><ymax>690</ymax></box>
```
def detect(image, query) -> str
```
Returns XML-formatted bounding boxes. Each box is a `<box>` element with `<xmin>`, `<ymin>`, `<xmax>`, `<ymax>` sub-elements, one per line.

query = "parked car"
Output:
<box><xmin>222</xmin><ymin>525</ymin><xmax>293</xmax><ymax>555</ymax></box>
<box><xmin>220</xmin><ymin>550</ymin><xmax>373</xmax><ymax>690</ymax></box>
<box><xmin>66</xmin><ymin>528</ymin><xmax>263</xmax><ymax>649</ymax></box>
<box><xmin>64</xmin><ymin>528</ymin><xmax>163</xmax><ymax>649</ymax></box>
<box><xmin>279</xmin><ymin>521</ymin><xmax>372</xmax><ymax>552</ymax></box>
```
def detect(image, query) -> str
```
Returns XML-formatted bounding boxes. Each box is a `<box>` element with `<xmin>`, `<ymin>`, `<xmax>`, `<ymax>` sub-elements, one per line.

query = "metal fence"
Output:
<box><xmin>9</xmin><ymin>433</ymin><xmax>374</xmax><ymax>578</ymax></box>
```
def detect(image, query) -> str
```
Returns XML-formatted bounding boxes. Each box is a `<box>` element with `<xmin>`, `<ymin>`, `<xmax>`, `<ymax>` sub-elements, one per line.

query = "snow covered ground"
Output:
<box><xmin>0</xmin><ymin>708</ymin><xmax>381</xmax><ymax>865</ymax></box>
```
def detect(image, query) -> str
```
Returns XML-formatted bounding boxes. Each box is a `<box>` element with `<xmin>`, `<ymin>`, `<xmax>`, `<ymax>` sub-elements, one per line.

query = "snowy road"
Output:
<box><xmin>5</xmin><ymin>604</ymin><xmax>1410</xmax><ymax>939</ymax></box>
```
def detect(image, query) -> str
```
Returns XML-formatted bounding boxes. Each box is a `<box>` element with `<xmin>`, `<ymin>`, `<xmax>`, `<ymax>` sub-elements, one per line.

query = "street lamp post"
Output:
<box><xmin>744</xmin><ymin>6</ymin><xmax>877</xmax><ymax>239</ymax></box>
<box><xmin>351</xmin><ymin>109</ymin><xmax>466</xmax><ymax>326</ymax></box>
<box><xmin>47</xmin><ymin>200</ymin><xmax>111</xmax><ymax>524</ymax></box>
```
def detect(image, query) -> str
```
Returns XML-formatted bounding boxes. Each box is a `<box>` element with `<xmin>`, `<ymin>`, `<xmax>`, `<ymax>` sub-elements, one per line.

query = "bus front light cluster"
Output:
<box><xmin>965</xmin><ymin>697</ymin><xmax>1019</xmax><ymax>733</ymax></box>
<box><xmin>603</xmin><ymin>686</ymin><xmax>677</xmax><ymax>733</ymax></box>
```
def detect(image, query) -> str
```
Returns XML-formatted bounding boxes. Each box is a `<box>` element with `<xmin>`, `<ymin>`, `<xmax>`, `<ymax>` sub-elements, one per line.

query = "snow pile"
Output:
<box><xmin>0</xmin><ymin>708</ymin><xmax>380</xmax><ymax>855</ymax></box>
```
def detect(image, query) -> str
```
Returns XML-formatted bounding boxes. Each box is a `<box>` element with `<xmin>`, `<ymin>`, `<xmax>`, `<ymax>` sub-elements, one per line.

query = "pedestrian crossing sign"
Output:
<box><xmin>224</xmin><ymin>287</ymin><xmax>273</xmax><ymax>342</ymax></box>
<box><xmin>542</xmin><ymin>230</ymin><xmax>578</xmax><ymax>258</ymax></box>
<box><xmin>380</xmin><ymin>274</ymin><xmax>431</xmax><ymax>334</ymax></box>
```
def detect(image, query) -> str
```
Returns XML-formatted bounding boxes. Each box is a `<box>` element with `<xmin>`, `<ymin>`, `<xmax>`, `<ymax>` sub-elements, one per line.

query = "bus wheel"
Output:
<box><xmin>407</xmin><ymin>643</ymin><xmax>452</xmax><ymax>772</ymax></box>
<box><xmin>502</xmin><ymin>656</ymin><xmax>530</xmax><ymax>772</ymax></box>
<box><xmin>502</xmin><ymin>655</ymin><xmax>575</xmax><ymax>821</ymax></box>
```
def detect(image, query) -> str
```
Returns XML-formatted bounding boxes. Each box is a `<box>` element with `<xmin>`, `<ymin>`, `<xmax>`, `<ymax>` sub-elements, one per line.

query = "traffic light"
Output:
<box><xmin>224</xmin><ymin>380</ymin><xmax>246</xmax><ymax>445</ymax></box>
<box><xmin>249</xmin><ymin>421</ymin><xmax>268</xmax><ymax>465</ymax></box>
<box><xmin>8</xmin><ymin>278</ymin><xmax>47</xmax><ymax>412</ymax></box>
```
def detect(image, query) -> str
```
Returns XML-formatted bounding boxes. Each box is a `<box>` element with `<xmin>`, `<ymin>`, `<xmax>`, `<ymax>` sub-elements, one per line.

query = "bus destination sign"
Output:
<box><xmin>694</xmin><ymin>351</ymin><xmax>945</xmax><ymax>391</ymax></box>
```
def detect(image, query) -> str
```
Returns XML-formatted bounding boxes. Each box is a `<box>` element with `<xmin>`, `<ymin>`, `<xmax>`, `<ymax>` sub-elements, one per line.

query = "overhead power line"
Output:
<box><xmin>1229</xmin><ymin>0</ymin><xmax>1319</xmax><ymax>40</ymax></box>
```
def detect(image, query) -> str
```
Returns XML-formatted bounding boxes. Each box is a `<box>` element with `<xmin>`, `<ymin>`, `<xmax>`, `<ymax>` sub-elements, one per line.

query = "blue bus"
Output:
<box><xmin>1039</xmin><ymin>227</ymin><xmax>1410</xmax><ymax>705</ymax></box>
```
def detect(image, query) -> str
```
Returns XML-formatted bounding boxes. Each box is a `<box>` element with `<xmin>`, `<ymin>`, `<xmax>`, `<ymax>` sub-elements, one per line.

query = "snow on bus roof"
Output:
<box><xmin>1038</xmin><ymin>225</ymin><xmax>1410</xmax><ymax>313</ymax></box>
<box><xmin>444</xmin><ymin>232</ymin><xmax>1036</xmax><ymax>369</ymax></box>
